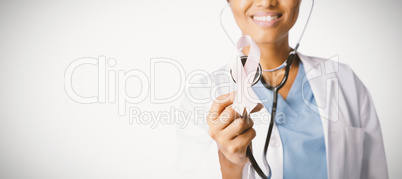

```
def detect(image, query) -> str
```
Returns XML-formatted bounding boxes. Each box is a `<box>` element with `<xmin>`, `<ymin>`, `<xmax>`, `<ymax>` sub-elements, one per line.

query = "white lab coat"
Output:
<box><xmin>175</xmin><ymin>52</ymin><xmax>388</xmax><ymax>179</ymax></box>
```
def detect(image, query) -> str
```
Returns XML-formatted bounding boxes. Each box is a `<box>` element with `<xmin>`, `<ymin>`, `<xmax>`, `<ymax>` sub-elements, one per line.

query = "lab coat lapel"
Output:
<box><xmin>298</xmin><ymin>52</ymin><xmax>335</xmax><ymax>178</ymax></box>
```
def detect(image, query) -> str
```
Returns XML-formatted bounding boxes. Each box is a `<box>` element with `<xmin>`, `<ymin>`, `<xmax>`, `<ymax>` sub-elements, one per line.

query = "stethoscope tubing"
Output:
<box><xmin>245</xmin><ymin>51</ymin><xmax>297</xmax><ymax>179</ymax></box>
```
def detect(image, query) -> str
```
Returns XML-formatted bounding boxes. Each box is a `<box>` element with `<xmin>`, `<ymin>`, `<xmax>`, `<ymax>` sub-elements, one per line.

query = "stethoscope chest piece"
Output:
<box><xmin>230</xmin><ymin>55</ymin><xmax>262</xmax><ymax>86</ymax></box>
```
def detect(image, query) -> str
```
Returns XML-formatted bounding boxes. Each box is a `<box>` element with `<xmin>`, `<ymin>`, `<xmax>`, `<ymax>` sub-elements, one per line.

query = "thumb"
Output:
<box><xmin>250</xmin><ymin>103</ymin><xmax>264</xmax><ymax>114</ymax></box>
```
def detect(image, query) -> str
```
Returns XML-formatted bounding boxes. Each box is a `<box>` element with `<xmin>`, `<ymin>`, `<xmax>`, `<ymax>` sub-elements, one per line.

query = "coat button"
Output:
<box><xmin>270</xmin><ymin>136</ymin><xmax>280</xmax><ymax>147</ymax></box>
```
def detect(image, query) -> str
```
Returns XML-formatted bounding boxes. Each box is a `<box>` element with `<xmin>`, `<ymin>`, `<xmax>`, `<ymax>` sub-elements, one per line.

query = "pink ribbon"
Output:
<box><xmin>231</xmin><ymin>35</ymin><xmax>261</xmax><ymax>115</ymax></box>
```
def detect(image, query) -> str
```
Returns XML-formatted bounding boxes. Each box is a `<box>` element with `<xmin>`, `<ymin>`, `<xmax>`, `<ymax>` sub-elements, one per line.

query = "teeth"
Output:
<box><xmin>253</xmin><ymin>15</ymin><xmax>278</xmax><ymax>22</ymax></box>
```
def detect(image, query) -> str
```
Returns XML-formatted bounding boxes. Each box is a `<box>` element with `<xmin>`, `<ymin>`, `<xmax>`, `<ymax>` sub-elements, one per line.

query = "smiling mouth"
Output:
<box><xmin>250</xmin><ymin>13</ymin><xmax>283</xmax><ymax>27</ymax></box>
<box><xmin>252</xmin><ymin>14</ymin><xmax>282</xmax><ymax>22</ymax></box>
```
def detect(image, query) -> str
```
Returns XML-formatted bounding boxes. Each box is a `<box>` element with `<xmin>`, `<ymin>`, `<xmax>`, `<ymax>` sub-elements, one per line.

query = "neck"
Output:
<box><xmin>241</xmin><ymin>36</ymin><xmax>291</xmax><ymax>70</ymax></box>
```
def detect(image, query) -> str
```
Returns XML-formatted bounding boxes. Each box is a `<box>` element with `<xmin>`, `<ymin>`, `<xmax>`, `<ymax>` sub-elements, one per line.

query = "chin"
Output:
<box><xmin>249</xmin><ymin>32</ymin><xmax>280</xmax><ymax>44</ymax></box>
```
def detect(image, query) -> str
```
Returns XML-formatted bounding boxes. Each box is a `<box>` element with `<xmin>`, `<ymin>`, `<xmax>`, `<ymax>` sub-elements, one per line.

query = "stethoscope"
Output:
<box><xmin>220</xmin><ymin>1</ymin><xmax>315</xmax><ymax>178</ymax></box>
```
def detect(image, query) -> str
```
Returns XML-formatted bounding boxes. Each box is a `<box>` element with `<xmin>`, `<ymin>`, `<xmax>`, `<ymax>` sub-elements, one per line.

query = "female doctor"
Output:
<box><xmin>175</xmin><ymin>0</ymin><xmax>388</xmax><ymax>178</ymax></box>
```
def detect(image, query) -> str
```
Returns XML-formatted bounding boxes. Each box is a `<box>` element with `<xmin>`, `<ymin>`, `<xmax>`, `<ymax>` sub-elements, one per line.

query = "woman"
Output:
<box><xmin>176</xmin><ymin>0</ymin><xmax>388</xmax><ymax>178</ymax></box>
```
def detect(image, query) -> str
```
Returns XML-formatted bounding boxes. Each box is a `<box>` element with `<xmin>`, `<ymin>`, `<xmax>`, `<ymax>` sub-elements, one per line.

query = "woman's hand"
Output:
<box><xmin>207</xmin><ymin>92</ymin><xmax>263</xmax><ymax>178</ymax></box>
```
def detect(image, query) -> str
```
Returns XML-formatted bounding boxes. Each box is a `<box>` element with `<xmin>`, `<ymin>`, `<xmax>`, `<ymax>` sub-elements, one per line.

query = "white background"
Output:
<box><xmin>0</xmin><ymin>0</ymin><xmax>401</xmax><ymax>178</ymax></box>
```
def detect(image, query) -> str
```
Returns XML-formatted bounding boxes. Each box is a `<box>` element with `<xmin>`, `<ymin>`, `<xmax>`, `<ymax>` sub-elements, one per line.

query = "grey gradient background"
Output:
<box><xmin>1</xmin><ymin>0</ymin><xmax>401</xmax><ymax>178</ymax></box>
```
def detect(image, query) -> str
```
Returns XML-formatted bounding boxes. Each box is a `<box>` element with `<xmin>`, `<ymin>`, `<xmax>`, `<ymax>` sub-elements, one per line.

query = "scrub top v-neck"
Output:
<box><xmin>252</xmin><ymin>61</ymin><xmax>328</xmax><ymax>179</ymax></box>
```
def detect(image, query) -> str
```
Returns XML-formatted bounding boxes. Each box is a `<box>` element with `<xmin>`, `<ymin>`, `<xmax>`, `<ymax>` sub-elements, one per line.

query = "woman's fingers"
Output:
<box><xmin>222</xmin><ymin>127</ymin><xmax>256</xmax><ymax>163</ymax></box>
<box><xmin>231</xmin><ymin>127</ymin><xmax>256</xmax><ymax>150</ymax></box>
<box><xmin>207</xmin><ymin>92</ymin><xmax>238</xmax><ymax>130</ymax></box>
<box><xmin>206</xmin><ymin>92</ymin><xmax>259</xmax><ymax>165</ymax></box>
<box><xmin>222</xmin><ymin>116</ymin><xmax>254</xmax><ymax>139</ymax></box>
<box><xmin>208</xmin><ymin>92</ymin><xmax>236</xmax><ymax>120</ymax></box>
<box><xmin>214</xmin><ymin>106</ymin><xmax>241</xmax><ymax>129</ymax></box>
<box><xmin>208</xmin><ymin>106</ymin><xmax>240</xmax><ymax>140</ymax></box>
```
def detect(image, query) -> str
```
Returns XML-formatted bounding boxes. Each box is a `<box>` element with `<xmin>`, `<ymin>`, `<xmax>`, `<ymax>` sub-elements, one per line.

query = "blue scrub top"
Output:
<box><xmin>252</xmin><ymin>61</ymin><xmax>328</xmax><ymax>179</ymax></box>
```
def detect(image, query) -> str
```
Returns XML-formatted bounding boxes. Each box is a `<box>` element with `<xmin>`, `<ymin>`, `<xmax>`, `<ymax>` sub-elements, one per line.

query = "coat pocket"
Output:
<box><xmin>329</xmin><ymin>127</ymin><xmax>365</xmax><ymax>179</ymax></box>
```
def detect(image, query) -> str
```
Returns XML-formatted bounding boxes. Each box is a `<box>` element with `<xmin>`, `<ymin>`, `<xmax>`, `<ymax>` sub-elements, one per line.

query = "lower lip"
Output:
<box><xmin>251</xmin><ymin>16</ymin><xmax>281</xmax><ymax>27</ymax></box>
